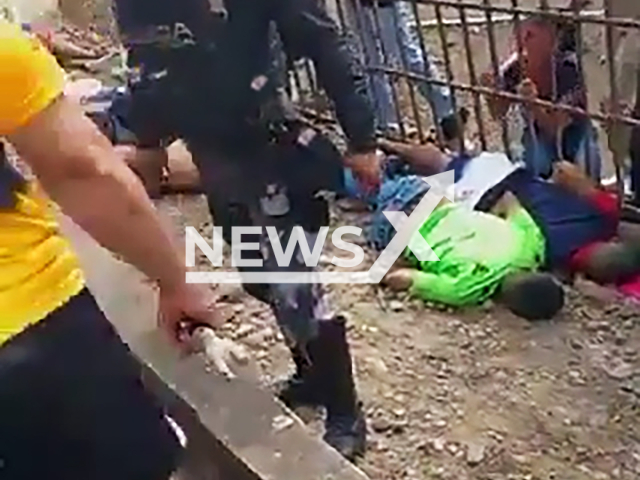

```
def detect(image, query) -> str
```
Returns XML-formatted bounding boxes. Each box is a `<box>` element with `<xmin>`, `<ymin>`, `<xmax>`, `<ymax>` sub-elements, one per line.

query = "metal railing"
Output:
<box><xmin>289</xmin><ymin>0</ymin><xmax>640</xmax><ymax>203</ymax></box>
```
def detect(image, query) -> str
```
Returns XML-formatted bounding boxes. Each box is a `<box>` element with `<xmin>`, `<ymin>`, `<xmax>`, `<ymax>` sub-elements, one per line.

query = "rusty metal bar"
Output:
<box><xmin>408</xmin><ymin>0</ymin><xmax>445</xmax><ymax>145</ymax></box>
<box><xmin>366</xmin><ymin>64</ymin><xmax>640</xmax><ymax>128</ymax></box>
<box><xmin>391</xmin><ymin>3</ymin><xmax>426</xmax><ymax>142</ymax></box>
<box><xmin>349</xmin><ymin>0</ymin><xmax>388</xmax><ymax>134</ymax></box>
<box><xmin>603</xmin><ymin>0</ymin><xmax>625</xmax><ymax>203</ymax></box>
<box><xmin>433</xmin><ymin>1</ymin><xmax>463</xmax><ymax>152</ymax></box>
<box><xmin>483</xmin><ymin>0</ymin><xmax>511</xmax><ymax>156</ymax></box>
<box><xmin>457</xmin><ymin>0</ymin><xmax>487</xmax><ymax>151</ymax></box>
<box><xmin>566</xmin><ymin>0</ymin><xmax>596</xmax><ymax>178</ymax></box>
<box><xmin>409</xmin><ymin>0</ymin><xmax>640</xmax><ymax>30</ymax></box>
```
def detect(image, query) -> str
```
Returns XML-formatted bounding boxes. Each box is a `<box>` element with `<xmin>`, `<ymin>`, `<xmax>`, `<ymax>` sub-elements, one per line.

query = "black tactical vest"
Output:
<box><xmin>113</xmin><ymin>0</ymin><xmax>295</xmax><ymax>150</ymax></box>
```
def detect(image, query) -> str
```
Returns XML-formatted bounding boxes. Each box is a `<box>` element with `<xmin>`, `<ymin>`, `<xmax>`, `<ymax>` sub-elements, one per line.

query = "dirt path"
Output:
<box><xmin>158</xmin><ymin>194</ymin><xmax>640</xmax><ymax>480</ymax></box>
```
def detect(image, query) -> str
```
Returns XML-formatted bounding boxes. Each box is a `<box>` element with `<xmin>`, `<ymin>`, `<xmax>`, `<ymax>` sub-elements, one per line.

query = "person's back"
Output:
<box><xmin>404</xmin><ymin>201</ymin><xmax>545</xmax><ymax>306</ymax></box>
<box><xmin>114</xmin><ymin>0</ymin><xmax>296</xmax><ymax>152</ymax></box>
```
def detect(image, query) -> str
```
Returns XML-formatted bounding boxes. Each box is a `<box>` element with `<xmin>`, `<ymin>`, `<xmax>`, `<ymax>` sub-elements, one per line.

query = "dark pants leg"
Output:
<box><xmin>0</xmin><ymin>289</ymin><xmax>181</xmax><ymax>480</ymax></box>
<box><xmin>202</xmin><ymin>169</ymin><xmax>335</xmax><ymax>346</ymax></box>
<box><xmin>193</xmin><ymin>142</ymin><xmax>365</xmax><ymax>459</ymax></box>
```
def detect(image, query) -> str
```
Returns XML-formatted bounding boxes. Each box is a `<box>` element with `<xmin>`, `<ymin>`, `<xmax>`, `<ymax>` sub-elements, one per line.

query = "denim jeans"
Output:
<box><xmin>522</xmin><ymin>120</ymin><xmax>602</xmax><ymax>181</ymax></box>
<box><xmin>349</xmin><ymin>1</ymin><xmax>454</xmax><ymax>129</ymax></box>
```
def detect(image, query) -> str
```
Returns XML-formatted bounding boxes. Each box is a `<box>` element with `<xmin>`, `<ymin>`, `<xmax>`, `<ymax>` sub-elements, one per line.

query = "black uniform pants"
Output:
<box><xmin>190</xmin><ymin>131</ymin><xmax>344</xmax><ymax>346</ymax></box>
<box><xmin>0</xmin><ymin>289</ymin><xmax>182</xmax><ymax>480</ymax></box>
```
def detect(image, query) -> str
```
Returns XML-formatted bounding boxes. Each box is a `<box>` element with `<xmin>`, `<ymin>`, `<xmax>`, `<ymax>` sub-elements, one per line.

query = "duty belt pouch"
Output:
<box><xmin>284</xmin><ymin>126</ymin><xmax>344</xmax><ymax>196</ymax></box>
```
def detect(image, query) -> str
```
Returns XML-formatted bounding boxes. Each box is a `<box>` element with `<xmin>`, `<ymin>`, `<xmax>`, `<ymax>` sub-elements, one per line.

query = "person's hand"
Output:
<box><xmin>551</xmin><ymin>161</ymin><xmax>594</xmax><ymax>196</ymax></box>
<box><xmin>518</xmin><ymin>78</ymin><xmax>538</xmax><ymax>99</ymax></box>
<box><xmin>345</xmin><ymin>151</ymin><xmax>381</xmax><ymax>193</ymax></box>
<box><xmin>479</xmin><ymin>71</ymin><xmax>496</xmax><ymax>89</ymax></box>
<box><xmin>157</xmin><ymin>283</ymin><xmax>223</xmax><ymax>350</ymax></box>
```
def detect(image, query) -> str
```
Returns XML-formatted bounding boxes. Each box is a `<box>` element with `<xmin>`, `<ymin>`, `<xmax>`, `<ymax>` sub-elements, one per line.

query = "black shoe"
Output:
<box><xmin>308</xmin><ymin>317</ymin><xmax>367</xmax><ymax>461</ymax></box>
<box><xmin>324</xmin><ymin>402</ymin><xmax>367</xmax><ymax>461</ymax></box>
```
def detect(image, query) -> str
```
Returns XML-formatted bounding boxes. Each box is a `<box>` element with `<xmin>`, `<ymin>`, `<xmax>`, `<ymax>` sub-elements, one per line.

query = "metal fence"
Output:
<box><xmin>288</xmin><ymin>0</ymin><xmax>640</xmax><ymax>203</ymax></box>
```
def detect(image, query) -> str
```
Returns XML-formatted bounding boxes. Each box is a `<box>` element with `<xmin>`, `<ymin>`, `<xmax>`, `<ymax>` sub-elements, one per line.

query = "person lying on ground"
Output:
<box><xmin>376</xmin><ymin>139</ymin><xmax>640</xmax><ymax>287</ymax></box>
<box><xmin>480</xmin><ymin>14</ymin><xmax>601</xmax><ymax>180</ymax></box>
<box><xmin>22</xmin><ymin>21</ymin><xmax>100</xmax><ymax>65</ymax></box>
<box><xmin>0</xmin><ymin>20</ymin><xmax>221</xmax><ymax>479</ymax></box>
<box><xmin>76</xmin><ymin>85</ymin><xmax>203</xmax><ymax>197</ymax></box>
<box><xmin>341</xmin><ymin>150</ymin><xmax>563</xmax><ymax>320</ymax></box>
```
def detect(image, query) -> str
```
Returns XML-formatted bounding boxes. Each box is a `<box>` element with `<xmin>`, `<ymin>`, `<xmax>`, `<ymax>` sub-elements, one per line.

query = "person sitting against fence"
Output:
<box><xmin>479</xmin><ymin>13</ymin><xmax>602</xmax><ymax>180</ymax></box>
<box><xmin>372</xmin><ymin>139</ymin><xmax>640</xmax><ymax>289</ymax></box>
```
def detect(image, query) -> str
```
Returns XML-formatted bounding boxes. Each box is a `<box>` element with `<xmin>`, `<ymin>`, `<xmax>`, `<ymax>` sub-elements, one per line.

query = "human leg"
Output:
<box><xmin>392</xmin><ymin>2</ymin><xmax>455</xmax><ymax>126</ymax></box>
<box><xmin>0</xmin><ymin>289</ymin><xmax>181</xmax><ymax>480</ymax></box>
<box><xmin>256</xmin><ymin>199</ymin><xmax>366</xmax><ymax>460</ymax></box>
<box><xmin>194</xmin><ymin>145</ymin><xmax>366</xmax><ymax>460</ymax></box>
<box><xmin>352</xmin><ymin>3</ymin><xmax>400</xmax><ymax>130</ymax></box>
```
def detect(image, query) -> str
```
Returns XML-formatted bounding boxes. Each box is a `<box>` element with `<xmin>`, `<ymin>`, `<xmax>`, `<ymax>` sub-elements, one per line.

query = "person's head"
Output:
<box><xmin>513</xmin><ymin>16</ymin><xmax>558</xmax><ymax>70</ymax></box>
<box><xmin>581</xmin><ymin>241</ymin><xmax>640</xmax><ymax>285</ymax></box>
<box><xmin>499</xmin><ymin>272</ymin><xmax>565</xmax><ymax>321</ymax></box>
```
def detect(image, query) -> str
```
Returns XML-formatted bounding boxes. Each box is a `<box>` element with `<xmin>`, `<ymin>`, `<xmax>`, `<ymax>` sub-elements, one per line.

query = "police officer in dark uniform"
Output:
<box><xmin>109</xmin><ymin>0</ymin><xmax>381</xmax><ymax>460</ymax></box>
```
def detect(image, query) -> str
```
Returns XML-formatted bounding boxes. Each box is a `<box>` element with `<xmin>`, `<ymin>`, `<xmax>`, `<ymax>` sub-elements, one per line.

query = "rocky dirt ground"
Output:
<box><xmin>157</xmin><ymin>190</ymin><xmax>640</xmax><ymax>480</ymax></box>
<box><xmin>54</xmin><ymin>1</ymin><xmax>640</xmax><ymax>478</ymax></box>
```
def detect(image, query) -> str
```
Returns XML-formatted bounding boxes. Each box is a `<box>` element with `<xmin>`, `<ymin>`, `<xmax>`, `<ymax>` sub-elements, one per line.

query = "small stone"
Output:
<box><xmin>393</xmin><ymin>408</ymin><xmax>406</xmax><ymax>418</ymax></box>
<box><xmin>371</xmin><ymin>417</ymin><xmax>393</xmax><ymax>433</ymax></box>
<box><xmin>466</xmin><ymin>443</ymin><xmax>485</xmax><ymax>465</ymax></box>
<box><xmin>569</xmin><ymin>338</ymin><xmax>583</xmax><ymax>350</ymax></box>
<box><xmin>431</xmin><ymin>437</ymin><xmax>446</xmax><ymax>452</ymax></box>
<box><xmin>389</xmin><ymin>300</ymin><xmax>405</xmax><ymax>312</ymax></box>
<box><xmin>433</xmin><ymin>419</ymin><xmax>447</xmax><ymax>428</ymax></box>
<box><xmin>604</xmin><ymin>361</ymin><xmax>635</xmax><ymax>380</ymax></box>
<box><xmin>233</xmin><ymin>324</ymin><xmax>254</xmax><ymax>339</ymax></box>
<box><xmin>272</xmin><ymin>415</ymin><xmax>295</xmax><ymax>432</ymax></box>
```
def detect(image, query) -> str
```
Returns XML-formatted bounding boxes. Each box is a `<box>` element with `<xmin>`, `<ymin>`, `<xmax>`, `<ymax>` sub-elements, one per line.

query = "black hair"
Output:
<box><xmin>515</xmin><ymin>11</ymin><xmax>578</xmax><ymax>53</ymax></box>
<box><xmin>582</xmin><ymin>242</ymin><xmax>640</xmax><ymax>285</ymax></box>
<box><xmin>499</xmin><ymin>272</ymin><xmax>565</xmax><ymax>321</ymax></box>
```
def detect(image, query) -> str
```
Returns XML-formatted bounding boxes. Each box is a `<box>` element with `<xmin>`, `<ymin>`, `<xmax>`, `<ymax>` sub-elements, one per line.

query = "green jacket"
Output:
<box><xmin>404</xmin><ymin>203</ymin><xmax>545</xmax><ymax>307</ymax></box>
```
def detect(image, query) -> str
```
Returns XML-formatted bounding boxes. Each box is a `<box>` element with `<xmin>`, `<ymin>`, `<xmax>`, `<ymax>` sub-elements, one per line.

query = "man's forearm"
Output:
<box><xmin>46</xmin><ymin>154</ymin><xmax>187</xmax><ymax>291</ymax></box>
<box><xmin>10</xmin><ymin>97</ymin><xmax>187</xmax><ymax>292</ymax></box>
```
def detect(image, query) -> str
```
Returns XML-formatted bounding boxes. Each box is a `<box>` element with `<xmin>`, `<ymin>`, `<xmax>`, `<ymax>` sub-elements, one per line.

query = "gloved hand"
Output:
<box><xmin>189</xmin><ymin>326</ymin><xmax>250</xmax><ymax>380</ymax></box>
<box><xmin>345</xmin><ymin>150</ymin><xmax>381</xmax><ymax>194</ymax></box>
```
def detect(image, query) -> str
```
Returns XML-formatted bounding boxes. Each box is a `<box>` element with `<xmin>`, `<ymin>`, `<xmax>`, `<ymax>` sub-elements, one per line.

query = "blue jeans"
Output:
<box><xmin>353</xmin><ymin>2</ymin><xmax>454</xmax><ymax>129</ymax></box>
<box><xmin>522</xmin><ymin>120</ymin><xmax>602</xmax><ymax>181</ymax></box>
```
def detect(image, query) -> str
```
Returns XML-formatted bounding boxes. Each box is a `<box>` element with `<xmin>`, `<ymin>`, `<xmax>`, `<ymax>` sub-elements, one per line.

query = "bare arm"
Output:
<box><xmin>8</xmin><ymin>95</ymin><xmax>187</xmax><ymax>293</ymax></box>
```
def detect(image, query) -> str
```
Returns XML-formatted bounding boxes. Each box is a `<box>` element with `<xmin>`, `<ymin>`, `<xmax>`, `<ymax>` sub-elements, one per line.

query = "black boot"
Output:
<box><xmin>308</xmin><ymin>317</ymin><xmax>367</xmax><ymax>461</ymax></box>
<box><xmin>273</xmin><ymin>344</ymin><xmax>324</xmax><ymax>409</ymax></box>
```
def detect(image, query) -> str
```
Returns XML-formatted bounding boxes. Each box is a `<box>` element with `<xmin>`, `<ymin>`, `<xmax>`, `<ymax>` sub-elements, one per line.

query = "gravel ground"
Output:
<box><xmin>157</xmin><ymin>193</ymin><xmax>640</xmax><ymax>480</ymax></box>
<box><xmin>64</xmin><ymin>1</ymin><xmax>640</xmax><ymax>478</ymax></box>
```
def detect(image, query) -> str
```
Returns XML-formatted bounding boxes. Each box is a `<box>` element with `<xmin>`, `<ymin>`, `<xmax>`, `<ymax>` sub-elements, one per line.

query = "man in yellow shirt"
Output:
<box><xmin>0</xmin><ymin>21</ymin><xmax>220</xmax><ymax>479</ymax></box>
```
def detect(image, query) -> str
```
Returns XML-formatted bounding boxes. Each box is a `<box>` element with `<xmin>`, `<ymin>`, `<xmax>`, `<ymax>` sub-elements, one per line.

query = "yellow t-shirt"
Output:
<box><xmin>0</xmin><ymin>21</ymin><xmax>84</xmax><ymax>344</ymax></box>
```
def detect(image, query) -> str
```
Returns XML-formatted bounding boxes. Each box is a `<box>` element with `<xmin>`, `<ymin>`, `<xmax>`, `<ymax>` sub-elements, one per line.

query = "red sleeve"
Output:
<box><xmin>584</xmin><ymin>190</ymin><xmax>619</xmax><ymax>220</ymax></box>
<box><xmin>568</xmin><ymin>190</ymin><xmax>619</xmax><ymax>273</ymax></box>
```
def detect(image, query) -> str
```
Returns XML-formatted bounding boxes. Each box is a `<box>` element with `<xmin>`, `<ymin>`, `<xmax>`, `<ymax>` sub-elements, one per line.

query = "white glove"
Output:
<box><xmin>190</xmin><ymin>326</ymin><xmax>250</xmax><ymax>380</ymax></box>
